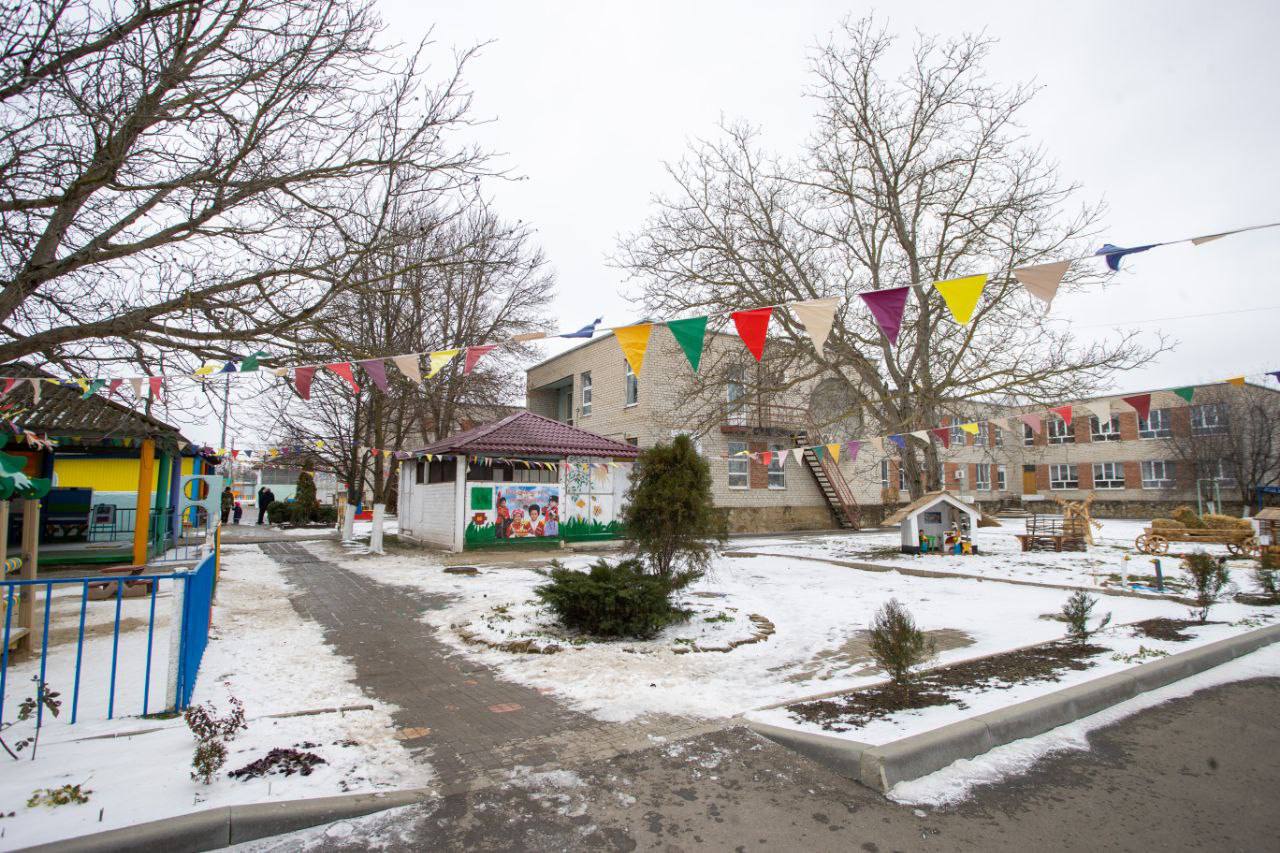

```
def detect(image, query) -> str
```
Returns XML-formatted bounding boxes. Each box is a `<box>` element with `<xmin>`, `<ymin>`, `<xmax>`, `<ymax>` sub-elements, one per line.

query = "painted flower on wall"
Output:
<box><xmin>472</xmin><ymin>513</ymin><xmax>487</xmax><ymax>526</ymax></box>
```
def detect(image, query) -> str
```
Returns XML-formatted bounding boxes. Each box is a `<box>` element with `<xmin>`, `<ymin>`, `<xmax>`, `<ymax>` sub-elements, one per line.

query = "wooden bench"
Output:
<box><xmin>87</xmin><ymin>565</ymin><xmax>155</xmax><ymax>600</ymax></box>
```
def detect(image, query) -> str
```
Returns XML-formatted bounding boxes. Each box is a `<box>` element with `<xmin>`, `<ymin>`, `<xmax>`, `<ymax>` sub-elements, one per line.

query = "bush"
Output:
<box><xmin>868</xmin><ymin>599</ymin><xmax>935</xmax><ymax>695</ymax></box>
<box><xmin>1254</xmin><ymin>550</ymin><xmax>1278</xmax><ymax>598</ymax></box>
<box><xmin>621</xmin><ymin>434</ymin><xmax>726</xmax><ymax>587</ymax></box>
<box><xmin>1183</xmin><ymin>551</ymin><xmax>1230</xmax><ymax>623</ymax></box>
<box><xmin>313</xmin><ymin>504</ymin><xmax>338</xmax><ymax>525</ymax></box>
<box><xmin>295</xmin><ymin>465</ymin><xmax>319</xmax><ymax>519</ymax></box>
<box><xmin>266</xmin><ymin>501</ymin><xmax>298</xmax><ymax>525</ymax></box>
<box><xmin>185</xmin><ymin>694</ymin><xmax>247</xmax><ymax>784</ymax></box>
<box><xmin>534</xmin><ymin>558</ymin><xmax>689</xmax><ymax>639</ymax></box>
<box><xmin>1061</xmin><ymin>590</ymin><xmax>1112</xmax><ymax>645</ymax></box>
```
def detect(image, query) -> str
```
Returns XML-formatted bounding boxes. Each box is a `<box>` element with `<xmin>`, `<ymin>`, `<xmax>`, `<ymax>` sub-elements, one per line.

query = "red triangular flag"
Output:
<box><xmin>231</xmin><ymin>449</ymin><xmax>240</xmax><ymax>460</ymax></box>
<box><xmin>760</xmin><ymin>451</ymin><xmax>773</xmax><ymax>466</ymax></box>
<box><xmin>1050</xmin><ymin>405</ymin><xmax>1073</xmax><ymax>427</ymax></box>
<box><xmin>464</xmin><ymin>345</ymin><xmax>497</xmax><ymax>375</ymax></box>
<box><xmin>294</xmin><ymin>367</ymin><xmax>315</xmax><ymax>400</ymax></box>
<box><xmin>107</xmin><ymin>378</ymin><xmax>122</xmax><ymax>397</ymax></box>
<box><xmin>0</xmin><ymin>378</ymin><xmax>15</xmax><ymax>396</ymax></box>
<box><xmin>148</xmin><ymin>377</ymin><xmax>163</xmax><ymax>398</ymax></box>
<box><xmin>326</xmin><ymin>362</ymin><xmax>360</xmax><ymax>393</ymax></box>
<box><xmin>731</xmin><ymin>307</ymin><xmax>773</xmax><ymax>361</ymax></box>
<box><xmin>1122</xmin><ymin>394</ymin><xmax>1151</xmax><ymax>421</ymax></box>
<box><xmin>931</xmin><ymin>427</ymin><xmax>951</xmax><ymax>449</ymax></box>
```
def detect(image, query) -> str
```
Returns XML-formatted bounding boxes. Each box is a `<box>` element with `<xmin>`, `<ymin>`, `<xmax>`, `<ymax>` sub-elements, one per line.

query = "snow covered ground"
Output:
<box><xmin>330</xmin><ymin>542</ymin><xmax>1274</xmax><ymax>731</ymax></box>
<box><xmin>738</xmin><ymin>518</ymin><xmax>1267</xmax><ymax>595</ymax></box>
<box><xmin>0</xmin><ymin>545</ymin><xmax>427</xmax><ymax>850</ymax></box>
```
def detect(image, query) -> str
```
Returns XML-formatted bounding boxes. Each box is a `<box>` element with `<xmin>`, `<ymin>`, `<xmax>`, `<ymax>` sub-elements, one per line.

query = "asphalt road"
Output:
<box><xmin>243</xmin><ymin>677</ymin><xmax>1280</xmax><ymax>852</ymax></box>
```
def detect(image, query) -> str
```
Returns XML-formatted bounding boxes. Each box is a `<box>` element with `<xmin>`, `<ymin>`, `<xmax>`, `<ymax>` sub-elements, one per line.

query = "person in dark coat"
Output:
<box><xmin>220</xmin><ymin>486</ymin><xmax>233</xmax><ymax>524</ymax></box>
<box><xmin>256</xmin><ymin>486</ymin><xmax>275</xmax><ymax>525</ymax></box>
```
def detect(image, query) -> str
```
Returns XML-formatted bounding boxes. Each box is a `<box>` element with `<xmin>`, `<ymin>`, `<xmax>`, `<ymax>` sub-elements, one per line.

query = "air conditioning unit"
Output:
<box><xmin>954</xmin><ymin>469</ymin><xmax>965</xmax><ymax>480</ymax></box>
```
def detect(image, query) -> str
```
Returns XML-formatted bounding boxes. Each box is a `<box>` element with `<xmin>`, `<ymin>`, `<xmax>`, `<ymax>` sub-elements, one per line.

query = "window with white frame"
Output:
<box><xmin>624</xmin><ymin>361</ymin><xmax>639</xmax><ymax>406</ymax></box>
<box><xmin>768</xmin><ymin>443</ymin><xmax>785</xmax><ymax>489</ymax></box>
<box><xmin>996</xmin><ymin>465</ymin><xmax>1007</xmax><ymax>491</ymax></box>
<box><xmin>975</xmin><ymin>463</ymin><xmax>991</xmax><ymax>490</ymax></box>
<box><xmin>580</xmin><ymin>372</ymin><xmax>592</xmax><ymax>417</ymax></box>
<box><xmin>1191</xmin><ymin>403</ymin><xmax>1226</xmax><ymax>434</ymax></box>
<box><xmin>993</xmin><ymin>425</ymin><xmax>1003</xmax><ymax>447</ymax></box>
<box><xmin>1049</xmin><ymin>464</ymin><xmax>1078</xmax><ymax>490</ymax></box>
<box><xmin>1047</xmin><ymin>416</ymin><xmax>1074</xmax><ymax>444</ymax></box>
<box><xmin>1090</xmin><ymin>415</ymin><xmax>1121</xmax><ymax>442</ymax></box>
<box><xmin>880</xmin><ymin>459</ymin><xmax>890</xmax><ymax>490</ymax></box>
<box><xmin>1023</xmin><ymin>422</ymin><xmax>1036</xmax><ymax>446</ymax></box>
<box><xmin>1139</xmin><ymin>408</ymin><xmax>1171</xmax><ymax>438</ymax></box>
<box><xmin>950</xmin><ymin>425</ymin><xmax>966</xmax><ymax>444</ymax></box>
<box><xmin>728</xmin><ymin>441</ymin><xmax>748</xmax><ymax>489</ymax></box>
<box><xmin>1141</xmin><ymin>460</ymin><xmax>1175</xmax><ymax>489</ymax></box>
<box><xmin>1092</xmin><ymin>462</ymin><xmax>1125</xmax><ymax>489</ymax></box>
<box><xmin>975</xmin><ymin>423</ymin><xmax>988</xmax><ymax>447</ymax></box>
<box><xmin>900</xmin><ymin>463</ymin><xmax>907</xmax><ymax>490</ymax></box>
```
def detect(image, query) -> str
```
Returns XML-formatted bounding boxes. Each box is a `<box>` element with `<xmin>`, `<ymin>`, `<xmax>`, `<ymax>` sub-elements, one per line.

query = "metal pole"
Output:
<box><xmin>219</xmin><ymin>374</ymin><xmax>230</xmax><ymax>451</ymax></box>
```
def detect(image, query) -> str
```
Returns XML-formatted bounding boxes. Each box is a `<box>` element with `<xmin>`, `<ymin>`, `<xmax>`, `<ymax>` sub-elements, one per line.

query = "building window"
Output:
<box><xmin>1141</xmin><ymin>460</ymin><xmax>1175</xmax><ymax>489</ymax></box>
<box><xmin>768</xmin><ymin>443</ymin><xmax>785</xmax><ymax>489</ymax></box>
<box><xmin>975</xmin><ymin>423</ymin><xmax>988</xmax><ymax>447</ymax></box>
<box><xmin>511</xmin><ymin>465</ymin><xmax>555</xmax><ymax>484</ymax></box>
<box><xmin>1047</xmin><ymin>416</ymin><xmax>1074</xmax><ymax>444</ymax></box>
<box><xmin>726</xmin><ymin>366</ymin><xmax>746</xmax><ymax>425</ymax></box>
<box><xmin>975</xmin><ymin>463</ymin><xmax>991</xmax><ymax>491</ymax></box>
<box><xmin>880</xmin><ymin>459</ymin><xmax>890</xmax><ymax>490</ymax></box>
<box><xmin>1139</xmin><ymin>408</ymin><xmax>1171</xmax><ymax>438</ymax></box>
<box><xmin>624</xmin><ymin>361</ymin><xmax>639</xmax><ymax>406</ymax></box>
<box><xmin>1197</xmin><ymin>458</ymin><xmax>1236</xmax><ymax>485</ymax></box>
<box><xmin>993</xmin><ymin>426</ymin><xmax>1003</xmax><ymax>447</ymax></box>
<box><xmin>996</xmin><ymin>465</ymin><xmax>1007</xmax><ymax>491</ymax></box>
<box><xmin>1023</xmin><ymin>422</ymin><xmax>1036</xmax><ymax>446</ymax></box>
<box><xmin>950</xmin><ymin>425</ymin><xmax>966</xmax><ymax>445</ymax></box>
<box><xmin>900</xmin><ymin>463</ymin><xmax>906</xmax><ymax>490</ymax></box>
<box><xmin>1049</xmin><ymin>464</ymin><xmax>1078</xmax><ymax>490</ymax></box>
<box><xmin>1092</xmin><ymin>462</ymin><xmax>1124</xmax><ymax>489</ymax></box>
<box><xmin>728</xmin><ymin>441</ymin><xmax>748</xmax><ymax>489</ymax></box>
<box><xmin>1090</xmin><ymin>415</ymin><xmax>1121</xmax><ymax>442</ymax></box>
<box><xmin>580</xmin><ymin>372</ymin><xmax>592</xmax><ymax>417</ymax></box>
<box><xmin>1191</xmin><ymin>403</ymin><xmax>1226</xmax><ymax>434</ymax></box>
<box><xmin>625</xmin><ymin>436</ymin><xmax>639</xmax><ymax>446</ymax></box>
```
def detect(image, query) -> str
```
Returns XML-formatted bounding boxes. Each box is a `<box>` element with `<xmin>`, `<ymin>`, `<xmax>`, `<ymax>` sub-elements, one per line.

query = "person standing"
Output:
<box><xmin>220</xmin><ymin>486</ymin><xmax>233</xmax><ymax>524</ymax></box>
<box><xmin>256</xmin><ymin>485</ymin><xmax>275</xmax><ymax>525</ymax></box>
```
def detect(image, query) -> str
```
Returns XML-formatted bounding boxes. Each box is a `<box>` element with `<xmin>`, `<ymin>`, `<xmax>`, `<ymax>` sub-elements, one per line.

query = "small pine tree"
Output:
<box><xmin>1061</xmin><ymin>590</ymin><xmax>1111</xmax><ymax>645</ymax></box>
<box><xmin>1183</xmin><ymin>551</ymin><xmax>1230</xmax><ymax>623</ymax></box>
<box><xmin>1257</xmin><ymin>549</ymin><xmax>1279</xmax><ymax>599</ymax></box>
<box><xmin>295</xmin><ymin>463</ymin><xmax>319</xmax><ymax>522</ymax></box>
<box><xmin>621</xmin><ymin>435</ymin><xmax>727</xmax><ymax>587</ymax></box>
<box><xmin>868</xmin><ymin>599</ymin><xmax>936</xmax><ymax>696</ymax></box>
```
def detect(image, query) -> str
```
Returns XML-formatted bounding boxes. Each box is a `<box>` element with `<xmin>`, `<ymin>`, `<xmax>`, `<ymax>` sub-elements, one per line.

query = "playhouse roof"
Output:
<box><xmin>1255</xmin><ymin>507</ymin><xmax>1280</xmax><ymax>521</ymax></box>
<box><xmin>410</xmin><ymin>411</ymin><xmax>641</xmax><ymax>459</ymax></box>
<box><xmin>882</xmin><ymin>491</ymin><xmax>980</xmax><ymax>528</ymax></box>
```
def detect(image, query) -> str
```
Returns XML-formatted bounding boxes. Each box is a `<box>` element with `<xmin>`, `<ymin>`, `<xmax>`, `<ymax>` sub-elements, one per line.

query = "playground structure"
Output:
<box><xmin>1015</xmin><ymin>494</ymin><xmax>1098</xmax><ymax>552</ymax></box>
<box><xmin>1135</xmin><ymin>525</ymin><xmax>1259</xmax><ymax>557</ymax></box>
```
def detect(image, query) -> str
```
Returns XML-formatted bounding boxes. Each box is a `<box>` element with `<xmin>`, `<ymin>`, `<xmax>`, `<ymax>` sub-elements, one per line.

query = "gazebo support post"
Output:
<box><xmin>17</xmin><ymin>497</ymin><xmax>38</xmax><ymax>655</ymax></box>
<box><xmin>132</xmin><ymin>439</ymin><xmax>155</xmax><ymax>566</ymax></box>
<box><xmin>452</xmin><ymin>455</ymin><xmax>466</xmax><ymax>553</ymax></box>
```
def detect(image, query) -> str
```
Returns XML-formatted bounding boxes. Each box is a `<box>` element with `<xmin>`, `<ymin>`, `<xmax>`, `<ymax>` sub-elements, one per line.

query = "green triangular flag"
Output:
<box><xmin>81</xmin><ymin>378</ymin><xmax>107</xmax><ymax>399</ymax></box>
<box><xmin>812</xmin><ymin>445</ymin><xmax>825</xmax><ymax>461</ymax></box>
<box><xmin>240</xmin><ymin>350</ymin><xmax>265</xmax><ymax>372</ymax></box>
<box><xmin>1173</xmin><ymin>386</ymin><xmax>1195</xmax><ymax>403</ymax></box>
<box><xmin>666</xmin><ymin>316</ymin><xmax>709</xmax><ymax>372</ymax></box>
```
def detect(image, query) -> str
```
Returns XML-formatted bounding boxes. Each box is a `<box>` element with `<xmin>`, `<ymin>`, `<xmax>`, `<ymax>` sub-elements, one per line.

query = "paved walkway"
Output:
<box><xmin>260</xmin><ymin>542</ymin><xmax>716</xmax><ymax>790</ymax></box>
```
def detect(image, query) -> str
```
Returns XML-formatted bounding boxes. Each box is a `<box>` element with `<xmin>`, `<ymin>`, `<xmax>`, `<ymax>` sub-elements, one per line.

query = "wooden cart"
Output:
<box><xmin>1135</xmin><ymin>526</ymin><xmax>1259</xmax><ymax>557</ymax></box>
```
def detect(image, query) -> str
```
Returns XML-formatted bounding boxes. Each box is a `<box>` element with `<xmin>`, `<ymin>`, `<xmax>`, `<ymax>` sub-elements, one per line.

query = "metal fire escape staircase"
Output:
<box><xmin>796</xmin><ymin>429</ymin><xmax>860</xmax><ymax>530</ymax></box>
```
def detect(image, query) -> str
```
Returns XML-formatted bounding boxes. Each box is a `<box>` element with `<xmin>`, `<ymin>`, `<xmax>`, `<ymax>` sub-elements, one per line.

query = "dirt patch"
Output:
<box><xmin>780</xmin><ymin>628</ymin><xmax>973</xmax><ymax>684</ymax></box>
<box><xmin>1235</xmin><ymin>593</ymin><xmax>1280</xmax><ymax>607</ymax></box>
<box><xmin>1130</xmin><ymin>618</ymin><xmax>1201</xmax><ymax>642</ymax></box>
<box><xmin>785</xmin><ymin>640</ymin><xmax>1105</xmax><ymax>732</ymax></box>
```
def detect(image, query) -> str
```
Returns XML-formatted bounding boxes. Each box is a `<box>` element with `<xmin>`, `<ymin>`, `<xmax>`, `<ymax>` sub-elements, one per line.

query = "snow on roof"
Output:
<box><xmin>410</xmin><ymin>411</ymin><xmax>640</xmax><ymax>459</ymax></box>
<box><xmin>882</xmin><ymin>491</ymin><xmax>980</xmax><ymax>527</ymax></box>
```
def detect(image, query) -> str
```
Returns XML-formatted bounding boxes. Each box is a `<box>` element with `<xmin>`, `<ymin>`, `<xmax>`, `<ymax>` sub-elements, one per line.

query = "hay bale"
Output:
<box><xmin>1201</xmin><ymin>513</ymin><xmax>1251</xmax><ymax>531</ymax></box>
<box><xmin>1150</xmin><ymin>518</ymin><xmax>1182</xmax><ymax>530</ymax></box>
<box><xmin>1170</xmin><ymin>505</ymin><xmax>1204</xmax><ymax>528</ymax></box>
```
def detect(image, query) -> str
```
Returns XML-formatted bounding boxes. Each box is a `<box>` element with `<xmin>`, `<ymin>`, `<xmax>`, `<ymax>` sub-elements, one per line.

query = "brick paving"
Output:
<box><xmin>260</xmin><ymin>542</ymin><xmax>718</xmax><ymax>790</ymax></box>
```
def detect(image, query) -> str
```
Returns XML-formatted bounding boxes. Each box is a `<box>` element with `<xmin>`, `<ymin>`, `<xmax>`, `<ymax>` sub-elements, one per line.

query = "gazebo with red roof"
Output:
<box><xmin>397</xmin><ymin>411</ymin><xmax>640</xmax><ymax>552</ymax></box>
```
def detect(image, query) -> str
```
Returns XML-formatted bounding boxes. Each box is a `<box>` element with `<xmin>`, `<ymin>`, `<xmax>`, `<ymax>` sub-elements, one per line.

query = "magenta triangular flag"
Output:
<box><xmin>1050</xmin><ymin>405</ymin><xmax>1073</xmax><ymax>427</ymax></box>
<box><xmin>464</xmin><ymin>345</ymin><xmax>497</xmax><ymax>375</ymax></box>
<box><xmin>358</xmin><ymin>359</ymin><xmax>388</xmax><ymax>391</ymax></box>
<box><xmin>1122</xmin><ymin>393</ymin><xmax>1151</xmax><ymax>420</ymax></box>
<box><xmin>859</xmin><ymin>287</ymin><xmax>910</xmax><ymax>345</ymax></box>
<box><xmin>731</xmin><ymin>307</ymin><xmax>773</xmax><ymax>361</ymax></box>
<box><xmin>844</xmin><ymin>440</ymin><xmax>862</xmax><ymax>462</ymax></box>
<box><xmin>294</xmin><ymin>367</ymin><xmax>315</xmax><ymax>400</ymax></box>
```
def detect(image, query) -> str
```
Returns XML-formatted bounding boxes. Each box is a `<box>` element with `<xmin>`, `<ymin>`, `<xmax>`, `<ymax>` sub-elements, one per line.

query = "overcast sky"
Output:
<box><xmin>206</xmin><ymin>0</ymin><xmax>1280</xmax><ymax>447</ymax></box>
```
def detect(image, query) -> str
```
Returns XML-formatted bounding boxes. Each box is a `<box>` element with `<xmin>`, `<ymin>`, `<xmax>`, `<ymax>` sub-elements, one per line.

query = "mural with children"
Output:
<box><xmin>465</xmin><ymin>483</ymin><xmax>561</xmax><ymax>545</ymax></box>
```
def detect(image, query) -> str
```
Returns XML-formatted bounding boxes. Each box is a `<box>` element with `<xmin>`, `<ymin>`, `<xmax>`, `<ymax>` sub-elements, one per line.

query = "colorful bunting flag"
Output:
<box><xmin>464</xmin><ymin>345</ymin><xmax>497</xmax><ymax>375</ymax></box>
<box><xmin>1020</xmin><ymin>414</ymin><xmax>1042</xmax><ymax>434</ymax></box>
<box><xmin>666</xmin><ymin>316</ymin><xmax>708</xmax><ymax>371</ymax></box>
<box><xmin>1085</xmin><ymin>400</ymin><xmax>1112</xmax><ymax>424</ymax></box>
<box><xmin>29</xmin><ymin>378</ymin><xmax>42</xmax><ymax>405</ymax></box>
<box><xmin>958</xmin><ymin>422</ymin><xmax>980</xmax><ymax>435</ymax></box>
<box><xmin>731</xmin><ymin>307</ymin><xmax>773</xmax><ymax>361</ymax></box>
<box><xmin>1050</xmin><ymin>405</ymin><xmax>1073</xmax><ymax>426</ymax></box>
<box><xmin>392</xmin><ymin>354</ymin><xmax>422</xmax><ymax>385</ymax></box>
<box><xmin>326</xmin><ymin>362</ymin><xmax>360</xmax><ymax>393</ymax></box>
<box><xmin>791</xmin><ymin>447</ymin><xmax>805</xmax><ymax>465</ymax></box>
<box><xmin>428</xmin><ymin>349</ymin><xmax>461</xmax><ymax>378</ymax></box>
<box><xmin>561</xmin><ymin>318</ymin><xmax>602</xmax><ymax>339</ymax></box>
<box><xmin>107</xmin><ymin>378</ymin><xmax>122</xmax><ymax>397</ymax></box>
<box><xmin>512</xmin><ymin>332</ymin><xmax>547</xmax><ymax>342</ymax></box>
<box><xmin>1122</xmin><ymin>394</ymin><xmax>1151</xmax><ymax>420</ymax></box>
<box><xmin>128</xmin><ymin>378</ymin><xmax>143</xmax><ymax>397</ymax></box>
<box><xmin>760</xmin><ymin>451</ymin><xmax>773</xmax><ymax>467</ymax></box>
<box><xmin>614</xmin><ymin>323</ymin><xmax>654</xmax><ymax>375</ymax></box>
<box><xmin>791</xmin><ymin>298</ymin><xmax>841</xmax><ymax>357</ymax></box>
<box><xmin>1012</xmin><ymin>260</ymin><xmax>1072</xmax><ymax>308</ymax></box>
<box><xmin>1190</xmin><ymin>232</ymin><xmax>1228</xmax><ymax>246</ymax></box>
<box><xmin>888</xmin><ymin>434</ymin><xmax>906</xmax><ymax>451</ymax></box>
<box><xmin>1173</xmin><ymin>386</ymin><xmax>1195</xmax><ymax>403</ymax></box>
<box><xmin>844</xmin><ymin>440</ymin><xmax>862</xmax><ymax>462</ymax></box>
<box><xmin>826</xmin><ymin>443</ymin><xmax>841</xmax><ymax>463</ymax></box>
<box><xmin>148</xmin><ymin>377</ymin><xmax>163</xmax><ymax>398</ymax></box>
<box><xmin>909</xmin><ymin>430</ymin><xmax>930</xmax><ymax>443</ymax></box>
<box><xmin>293</xmin><ymin>367</ymin><xmax>315</xmax><ymax>400</ymax></box>
<box><xmin>240</xmin><ymin>351</ymin><xmax>264</xmax><ymax>372</ymax></box>
<box><xmin>931</xmin><ymin>427</ymin><xmax>951</xmax><ymax>448</ymax></box>
<box><xmin>0</xmin><ymin>378</ymin><xmax>14</xmax><ymax>396</ymax></box>
<box><xmin>359</xmin><ymin>359</ymin><xmax>388</xmax><ymax>391</ymax></box>
<box><xmin>1225</xmin><ymin>376</ymin><xmax>1246</xmax><ymax>387</ymax></box>
<box><xmin>860</xmin><ymin>287</ymin><xmax>910</xmax><ymax>345</ymax></box>
<box><xmin>1269</xmin><ymin>371</ymin><xmax>1280</xmax><ymax>384</ymax></box>
<box><xmin>1095</xmin><ymin>242</ymin><xmax>1158</xmax><ymax>272</ymax></box>
<box><xmin>219</xmin><ymin>361</ymin><xmax>238</xmax><ymax>374</ymax></box>
<box><xmin>81</xmin><ymin>379</ymin><xmax>106</xmax><ymax>399</ymax></box>
<box><xmin>193</xmin><ymin>364</ymin><xmax>215</xmax><ymax>377</ymax></box>
<box><xmin>933</xmin><ymin>274</ymin><xmax>988</xmax><ymax>325</ymax></box>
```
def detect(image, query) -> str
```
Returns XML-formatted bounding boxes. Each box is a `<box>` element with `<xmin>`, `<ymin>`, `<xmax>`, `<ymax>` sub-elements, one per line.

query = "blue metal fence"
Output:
<box><xmin>0</xmin><ymin>544</ymin><xmax>218</xmax><ymax>735</ymax></box>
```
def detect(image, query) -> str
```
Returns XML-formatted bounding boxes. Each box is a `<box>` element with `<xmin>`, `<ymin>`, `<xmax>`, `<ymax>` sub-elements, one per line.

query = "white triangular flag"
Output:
<box><xmin>1012</xmin><ymin>260</ymin><xmax>1072</xmax><ymax>308</ymax></box>
<box><xmin>909</xmin><ymin>429</ymin><xmax>930</xmax><ymax>443</ymax></box>
<box><xmin>128</xmin><ymin>378</ymin><xmax>143</xmax><ymax>397</ymax></box>
<box><xmin>791</xmin><ymin>447</ymin><xmax>804</xmax><ymax>465</ymax></box>
<box><xmin>1086</xmin><ymin>400</ymin><xmax>1111</xmax><ymax>424</ymax></box>
<box><xmin>790</xmin><ymin>297</ymin><xmax>841</xmax><ymax>358</ymax></box>
<box><xmin>29</xmin><ymin>377</ymin><xmax>43</xmax><ymax>405</ymax></box>
<box><xmin>392</xmin><ymin>354</ymin><xmax>422</xmax><ymax>385</ymax></box>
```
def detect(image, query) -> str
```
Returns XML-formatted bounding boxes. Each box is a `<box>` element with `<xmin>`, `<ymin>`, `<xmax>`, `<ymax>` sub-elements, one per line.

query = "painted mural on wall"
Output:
<box><xmin>563</xmin><ymin>457</ymin><xmax>625</xmax><ymax>541</ymax></box>
<box><xmin>464</xmin><ymin>483</ymin><xmax>561</xmax><ymax>546</ymax></box>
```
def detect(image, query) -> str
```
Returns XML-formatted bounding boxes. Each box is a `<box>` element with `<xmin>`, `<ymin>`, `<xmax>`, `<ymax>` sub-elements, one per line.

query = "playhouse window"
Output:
<box><xmin>768</xmin><ymin>443</ymin><xmax>786</xmax><ymax>489</ymax></box>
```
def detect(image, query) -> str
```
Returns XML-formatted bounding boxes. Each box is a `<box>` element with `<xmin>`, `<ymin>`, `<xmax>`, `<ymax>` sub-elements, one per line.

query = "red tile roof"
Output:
<box><xmin>411</xmin><ymin>411</ymin><xmax>640</xmax><ymax>458</ymax></box>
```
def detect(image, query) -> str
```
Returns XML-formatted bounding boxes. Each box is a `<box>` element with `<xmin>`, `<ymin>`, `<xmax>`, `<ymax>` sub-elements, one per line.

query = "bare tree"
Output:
<box><xmin>616</xmin><ymin>18</ymin><xmax>1168</xmax><ymax>499</ymax></box>
<box><xmin>1167</xmin><ymin>386</ymin><xmax>1280</xmax><ymax>508</ymax></box>
<box><xmin>0</xmin><ymin>0</ymin><xmax>490</xmax><ymax>376</ymax></box>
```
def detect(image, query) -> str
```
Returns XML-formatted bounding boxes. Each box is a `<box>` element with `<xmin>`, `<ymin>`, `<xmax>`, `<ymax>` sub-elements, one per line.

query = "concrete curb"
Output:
<box><xmin>748</xmin><ymin>622</ymin><xmax>1280</xmax><ymax>794</ymax></box>
<box><xmin>21</xmin><ymin>789</ymin><xmax>432</xmax><ymax>853</ymax></box>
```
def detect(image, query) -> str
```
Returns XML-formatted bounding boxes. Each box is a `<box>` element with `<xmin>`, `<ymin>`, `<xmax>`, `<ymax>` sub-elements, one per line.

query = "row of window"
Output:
<box><xmin>880</xmin><ymin>459</ymin><xmax>1235</xmax><ymax>492</ymax></box>
<box><xmin>1021</xmin><ymin>405</ymin><xmax>1226</xmax><ymax>446</ymax></box>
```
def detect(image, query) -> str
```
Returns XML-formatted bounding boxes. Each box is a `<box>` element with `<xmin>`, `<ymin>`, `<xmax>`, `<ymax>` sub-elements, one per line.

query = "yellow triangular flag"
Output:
<box><xmin>933</xmin><ymin>274</ymin><xmax>988</xmax><ymax>324</ymax></box>
<box><xmin>791</xmin><ymin>298</ymin><xmax>841</xmax><ymax>358</ymax></box>
<box><xmin>614</xmin><ymin>324</ymin><xmax>654</xmax><ymax>375</ymax></box>
<box><xmin>959</xmin><ymin>422</ymin><xmax>980</xmax><ymax>435</ymax></box>
<box><xmin>826</xmin><ymin>443</ymin><xmax>841</xmax><ymax>463</ymax></box>
<box><xmin>427</xmin><ymin>349</ymin><xmax>461</xmax><ymax>378</ymax></box>
<box><xmin>1225</xmin><ymin>376</ymin><xmax>1246</xmax><ymax>387</ymax></box>
<box><xmin>193</xmin><ymin>364</ymin><xmax>216</xmax><ymax>377</ymax></box>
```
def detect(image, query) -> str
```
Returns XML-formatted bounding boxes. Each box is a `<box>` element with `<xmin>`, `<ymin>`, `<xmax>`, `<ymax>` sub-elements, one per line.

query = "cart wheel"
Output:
<box><xmin>1227</xmin><ymin>541</ymin><xmax>1244</xmax><ymax>557</ymax></box>
<box><xmin>1147</xmin><ymin>534</ymin><xmax>1169</xmax><ymax>555</ymax></box>
<box><xmin>1243</xmin><ymin>536</ymin><xmax>1260</xmax><ymax>558</ymax></box>
<box><xmin>1135</xmin><ymin>534</ymin><xmax>1150</xmax><ymax>554</ymax></box>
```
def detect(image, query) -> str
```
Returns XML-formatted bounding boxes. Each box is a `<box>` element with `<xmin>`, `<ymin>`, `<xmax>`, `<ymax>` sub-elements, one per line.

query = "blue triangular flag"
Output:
<box><xmin>1095</xmin><ymin>243</ymin><xmax>1158</xmax><ymax>272</ymax></box>
<box><xmin>219</xmin><ymin>361</ymin><xmax>238</xmax><ymax>373</ymax></box>
<box><xmin>560</xmin><ymin>317</ymin><xmax>602</xmax><ymax>339</ymax></box>
<box><xmin>888</xmin><ymin>434</ymin><xmax>906</xmax><ymax>451</ymax></box>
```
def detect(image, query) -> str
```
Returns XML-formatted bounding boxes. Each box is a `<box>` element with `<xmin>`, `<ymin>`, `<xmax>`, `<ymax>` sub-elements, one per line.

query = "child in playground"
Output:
<box><xmin>232</xmin><ymin>500</ymin><xmax>243</xmax><ymax>525</ymax></box>
<box><xmin>495</xmin><ymin>495</ymin><xmax>510</xmax><ymax>538</ymax></box>
<box><xmin>545</xmin><ymin>495</ymin><xmax>559</xmax><ymax>537</ymax></box>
